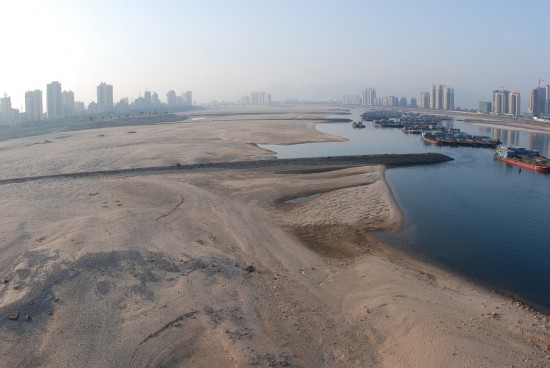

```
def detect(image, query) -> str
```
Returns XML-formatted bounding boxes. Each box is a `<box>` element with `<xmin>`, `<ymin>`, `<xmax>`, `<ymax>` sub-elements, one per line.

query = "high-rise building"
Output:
<box><xmin>509</xmin><ymin>91</ymin><xmax>520</xmax><ymax>117</ymax></box>
<box><xmin>430</xmin><ymin>84</ymin><xmax>441</xmax><ymax>109</ymax></box>
<box><xmin>152</xmin><ymin>92</ymin><xmax>159</xmax><ymax>106</ymax></box>
<box><xmin>185</xmin><ymin>91</ymin><xmax>192</xmax><ymax>106</ymax></box>
<box><xmin>479</xmin><ymin>101</ymin><xmax>492</xmax><ymax>114</ymax></box>
<box><xmin>251</xmin><ymin>92</ymin><xmax>271</xmax><ymax>105</ymax></box>
<box><xmin>435</xmin><ymin>85</ymin><xmax>442</xmax><ymax>109</ymax></box>
<box><xmin>88</xmin><ymin>101</ymin><xmax>98</xmax><ymax>114</ymax></box>
<box><xmin>341</xmin><ymin>94</ymin><xmax>361</xmax><ymax>105</ymax></box>
<box><xmin>25</xmin><ymin>90</ymin><xmax>43</xmax><ymax>122</ymax></box>
<box><xmin>62</xmin><ymin>90</ymin><xmax>75</xmax><ymax>117</ymax></box>
<box><xmin>419</xmin><ymin>92</ymin><xmax>430</xmax><ymax>109</ymax></box>
<box><xmin>528</xmin><ymin>87</ymin><xmax>547</xmax><ymax>117</ymax></box>
<box><xmin>429</xmin><ymin>84</ymin><xmax>454</xmax><ymax>110</ymax></box>
<box><xmin>430</xmin><ymin>84</ymin><xmax>437</xmax><ymax>110</ymax></box>
<box><xmin>144</xmin><ymin>90</ymin><xmax>152</xmax><ymax>107</ymax></box>
<box><xmin>362</xmin><ymin>88</ymin><xmax>376</xmax><ymax>106</ymax></box>
<box><xmin>492</xmin><ymin>89</ymin><xmax>520</xmax><ymax>117</ymax></box>
<box><xmin>74</xmin><ymin>101</ymin><xmax>85</xmax><ymax>114</ymax></box>
<box><xmin>409</xmin><ymin>97</ymin><xmax>418</xmax><ymax>108</ymax></box>
<box><xmin>443</xmin><ymin>87</ymin><xmax>454</xmax><ymax>110</ymax></box>
<box><xmin>47</xmin><ymin>81</ymin><xmax>62</xmax><ymax>119</ymax></box>
<box><xmin>166</xmin><ymin>90</ymin><xmax>177</xmax><ymax>107</ymax></box>
<box><xmin>74</xmin><ymin>101</ymin><xmax>86</xmax><ymax>115</ymax></box>
<box><xmin>493</xmin><ymin>90</ymin><xmax>504</xmax><ymax>115</ymax></box>
<box><xmin>97</xmin><ymin>82</ymin><xmax>114</xmax><ymax>113</ymax></box>
<box><xmin>1</xmin><ymin>94</ymin><xmax>13</xmax><ymax>123</ymax></box>
<box><xmin>493</xmin><ymin>90</ymin><xmax>510</xmax><ymax>115</ymax></box>
<box><xmin>115</xmin><ymin>98</ymin><xmax>130</xmax><ymax>111</ymax></box>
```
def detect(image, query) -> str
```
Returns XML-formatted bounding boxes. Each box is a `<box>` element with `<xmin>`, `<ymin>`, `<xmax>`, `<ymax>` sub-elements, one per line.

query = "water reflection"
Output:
<box><xmin>464</xmin><ymin>125</ymin><xmax>550</xmax><ymax>157</ymax></box>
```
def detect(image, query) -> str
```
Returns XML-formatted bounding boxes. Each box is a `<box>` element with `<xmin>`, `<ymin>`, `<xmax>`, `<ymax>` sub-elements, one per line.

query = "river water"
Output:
<box><xmin>262</xmin><ymin>108</ymin><xmax>550</xmax><ymax>312</ymax></box>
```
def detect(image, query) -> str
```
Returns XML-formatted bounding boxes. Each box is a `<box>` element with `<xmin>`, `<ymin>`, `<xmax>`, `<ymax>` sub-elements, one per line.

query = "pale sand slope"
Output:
<box><xmin>0</xmin><ymin>106</ymin><xmax>347</xmax><ymax>180</ymax></box>
<box><xmin>0</xmin><ymin>106</ymin><xmax>548</xmax><ymax>367</ymax></box>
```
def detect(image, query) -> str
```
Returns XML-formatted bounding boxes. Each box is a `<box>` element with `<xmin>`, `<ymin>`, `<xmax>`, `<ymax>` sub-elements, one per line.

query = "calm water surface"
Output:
<box><xmin>262</xmin><ymin>109</ymin><xmax>550</xmax><ymax>311</ymax></box>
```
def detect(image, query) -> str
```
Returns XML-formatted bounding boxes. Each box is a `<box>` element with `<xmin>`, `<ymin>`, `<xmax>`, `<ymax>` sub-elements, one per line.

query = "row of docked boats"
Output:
<box><xmin>420</xmin><ymin>128</ymin><xmax>501</xmax><ymax>148</ymax></box>
<box><xmin>359</xmin><ymin>109</ymin><xmax>549</xmax><ymax>173</ymax></box>
<box><xmin>362</xmin><ymin>112</ymin><xmax>500</xmax><ymax>148</ymax></box>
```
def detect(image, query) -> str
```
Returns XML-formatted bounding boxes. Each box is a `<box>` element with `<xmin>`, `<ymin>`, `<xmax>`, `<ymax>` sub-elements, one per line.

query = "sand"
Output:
<box><xmin>0</xmin><ymin>105</ymin><xmax>548</xmax><ymax>367</ymax></box>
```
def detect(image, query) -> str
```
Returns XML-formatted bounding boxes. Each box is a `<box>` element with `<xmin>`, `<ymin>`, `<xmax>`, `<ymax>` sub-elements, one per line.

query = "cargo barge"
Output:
<box><xmin>421</xmin><ymin>130</ymin><xmax>501</xmax><ymax>148</ymax></box>
<box><xmin>495</xmin><ymin>145</ymin><xmax>550</xmax><ymax>173</ymax></box>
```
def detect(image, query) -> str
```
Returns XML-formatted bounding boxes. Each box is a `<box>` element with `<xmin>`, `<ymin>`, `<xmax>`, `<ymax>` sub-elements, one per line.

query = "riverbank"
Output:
<box><xmin>0</xmin><ymin>105</ymin><xmax>548</xmax><ymax>367</ymax></box>
<box><xmin>404</xmin><ymin>107</ymin><xmax>550</xmax><ymax>133</ymax></box>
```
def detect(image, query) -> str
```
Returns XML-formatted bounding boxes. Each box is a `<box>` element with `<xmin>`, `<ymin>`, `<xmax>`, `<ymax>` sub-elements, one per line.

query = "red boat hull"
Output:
<box><xmin>495</xmin><ymin>155</ymin><xmax>550</xmax><ymax>173</ymax></box>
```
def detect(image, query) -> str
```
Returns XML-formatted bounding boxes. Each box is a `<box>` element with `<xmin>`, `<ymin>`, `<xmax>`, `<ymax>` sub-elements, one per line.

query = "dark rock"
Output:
<box><xmin>3</xmin><ymin>279</ymin><xmax>9</xmax><ymax>284</ymax></box>
<box><xmin>244</xmin><ymin>264</ymin><xmax>255</xmax><ymax>273</ymax></box>
<box><xmin>279</xmin><ymin>359</ymin><xmax>290</xmax><ymax>366</ymax></box>
<box><xmin>8</xmin><ymin>311</ymin><xmax>19</xmax><ymax>320</ymax></box>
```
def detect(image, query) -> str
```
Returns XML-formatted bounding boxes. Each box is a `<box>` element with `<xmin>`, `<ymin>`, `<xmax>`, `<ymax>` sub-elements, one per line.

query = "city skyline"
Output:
<box><xmin>2</xmin><ymin>0</ymin><xmax>550</xmax><ymax>110</ymax></box>
<box><xmin>3</xmin><ymin>78</ymin><xmax>550</xmax><ymax>123</ymax></box>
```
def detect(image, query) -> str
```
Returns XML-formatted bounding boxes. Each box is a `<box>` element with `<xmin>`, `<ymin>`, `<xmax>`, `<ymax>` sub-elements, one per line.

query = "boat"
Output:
<box><xmin>352</xmin><ymin>121</ymin><xmax>365</xmax><ymax>128</ymax></box>
<box><xmin>495</xmin><ymin>145</ymin><xmax>550</xmax><ymax>173</ymax></box>
<box><xmin>421</xmin><ymin>130</ymin><xmax>501</xmax><ymax>148</ymax></box>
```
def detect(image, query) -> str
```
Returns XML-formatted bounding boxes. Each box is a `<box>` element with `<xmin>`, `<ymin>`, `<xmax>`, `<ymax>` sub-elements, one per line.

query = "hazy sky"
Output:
<box><xmin>2</xmin><ymin>0</ymin><xmax>550</xmax><ymax>109</ymax></box>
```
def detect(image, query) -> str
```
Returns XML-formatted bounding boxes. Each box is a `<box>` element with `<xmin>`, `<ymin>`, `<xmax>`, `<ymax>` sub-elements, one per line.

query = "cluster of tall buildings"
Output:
<box><xmin>342</xmin><ymin>94</ymin><xmax>363</xmax><ymax>105</ymax></box>
<box><xmin>362</xmin><ymin>88</ymin><xmax>376</xmax><ymax>106</ymax></box>
<box><xmin>43</xmin><ymin>81</ymin><xmax>82</xmax><ymax>120</ymax></box>
<box><xmin>342</xmin><ymin>88</ymin><xmax>383</xmax><ymax>106</ymax></box>
<box><xmin>418</xmin><ymin>84</ymin><xmax>454</xmax><ymax>111</ymax></box>
<box><xmin>478</xmin><ymin>89</ymin><xmax>521</xmax><ymax>117</ymax></box>
<box><xmin>494</xmin><ymin>90</ymin><xmax>520</xmax><ymax>116</ymax></box>
<box><xmin>240</xmin><ymin>92</ymin><xmax>272</xmax><ymax>105</ymax></box>
<box><xmin>166</xmin><ymin>90</ymin><xmax>193</xmax><ymax>107</ymax></box>
<box><xmin>376</xmin><ymin>96</ymin><xmax>409</xmax><ymax>108</ymax></box>
<box><xmin>0</xmin><ymin>82</ymin><xmax>194</xmax><ymax>124</ymax></box>
<box><xmin>341</xmin><ymin>84</ymin><xmax>452</xmax><ymax>110</ymax></box>
<box><xmin>528</xmin><ymin>85</ymin><xmax>550</xmax><ymax>118</ymax></box>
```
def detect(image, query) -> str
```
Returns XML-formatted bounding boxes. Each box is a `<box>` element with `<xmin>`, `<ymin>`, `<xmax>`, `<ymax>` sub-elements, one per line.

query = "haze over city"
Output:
<box><xmin>2</xmin><ymin>0</ymin><xmax>550</xmax><ymax>109</ymax></box>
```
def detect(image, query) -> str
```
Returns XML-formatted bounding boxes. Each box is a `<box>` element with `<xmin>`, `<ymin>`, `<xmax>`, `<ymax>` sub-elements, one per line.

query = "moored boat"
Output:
<box><xmin>495</xmin><ymin>145</ymin><xmax>550</xmax><ymax>173</ymax></box>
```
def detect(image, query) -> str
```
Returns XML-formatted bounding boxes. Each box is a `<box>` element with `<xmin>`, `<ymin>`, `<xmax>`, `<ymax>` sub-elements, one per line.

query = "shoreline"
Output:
<box><xmin>380</xmin><ymin>167</ymin><xmax>405</xmax><ymax>233</ymax></box>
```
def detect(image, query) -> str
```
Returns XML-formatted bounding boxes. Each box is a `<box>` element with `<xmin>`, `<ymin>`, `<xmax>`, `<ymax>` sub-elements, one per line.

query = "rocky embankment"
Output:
<box><xmin>0</xmin><ymin>153</ymin><xmax>453</xmax><ymax>185</ymax></box>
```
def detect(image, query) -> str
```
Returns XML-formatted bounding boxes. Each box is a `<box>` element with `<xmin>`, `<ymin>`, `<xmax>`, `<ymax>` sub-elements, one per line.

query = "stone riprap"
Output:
<box><xmin>0</xmin><ymin>153</ymin><xmax>453</xmax><ymax>185</ymax></box>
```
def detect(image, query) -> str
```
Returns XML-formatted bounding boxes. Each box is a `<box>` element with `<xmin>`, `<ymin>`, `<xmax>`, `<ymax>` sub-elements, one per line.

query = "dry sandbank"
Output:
<box><xmin>0</xmin><ymin>105</ymin><xmax>548</xmax><ymax>367</ymax></box>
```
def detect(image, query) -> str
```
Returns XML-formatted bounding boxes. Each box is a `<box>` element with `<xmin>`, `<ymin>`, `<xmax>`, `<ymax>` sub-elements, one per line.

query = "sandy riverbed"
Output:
<box><xmin>0</xmin><ymin>105</ymin><xmax>548</xmax><ymax>367</ymax></box>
